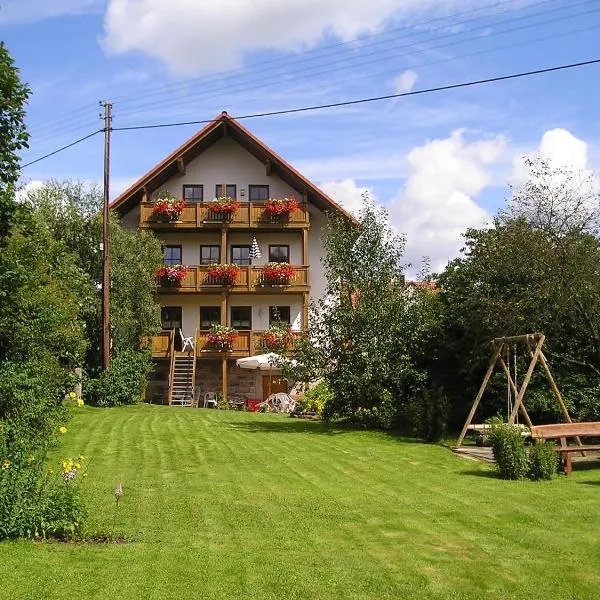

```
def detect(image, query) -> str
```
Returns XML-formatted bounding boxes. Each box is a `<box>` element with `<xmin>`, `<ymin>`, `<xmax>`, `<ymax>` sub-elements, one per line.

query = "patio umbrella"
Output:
<box><xmin>249</xmin><ymin>237</ymin><xmax>262</xmax><ymax>261</ymax></box>
<box><xmin>236</xmin><ymin>353</ymin><xmax>296</xmax><ymax>398</ymax></box>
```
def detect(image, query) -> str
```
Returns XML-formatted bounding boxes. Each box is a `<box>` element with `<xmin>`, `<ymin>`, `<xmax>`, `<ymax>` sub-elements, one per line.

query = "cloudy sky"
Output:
<box><xmin>3</xmin><ymin>0</ymin><xmax>600</xmax><ymax>273</ymax></box>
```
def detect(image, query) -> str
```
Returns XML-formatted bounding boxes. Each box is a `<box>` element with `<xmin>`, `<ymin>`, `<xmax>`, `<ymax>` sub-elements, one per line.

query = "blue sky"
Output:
<box><xmin>2</xmin><ymin>0</ymin><xmax>600</xmax><ymax>271</ymax></box>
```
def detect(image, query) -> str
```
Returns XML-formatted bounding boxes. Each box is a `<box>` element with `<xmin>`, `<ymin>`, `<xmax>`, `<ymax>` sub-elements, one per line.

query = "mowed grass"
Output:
<box><xmin>2</xmin><ymin>406</ymin><xmax>600</xmax><ymax>599</ymax></box>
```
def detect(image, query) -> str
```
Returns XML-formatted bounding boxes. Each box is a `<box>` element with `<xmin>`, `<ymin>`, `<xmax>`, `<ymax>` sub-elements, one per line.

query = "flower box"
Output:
<box><xmin>261</xmin><ymin>262</ymin><xmax>296</xmax><ymax>286</ymax></box>
<box><xmin>263</xmin><ymin>197</ymin><xmax>299</xmax><ymax>220</ymax></box>
<box><xmin>207</xmin><ymin>197</ymin><xmax>241</xmax><ymax>219</ymax></box>
<box><xmin>206</xmin><ymin>263</ymin><xmax>240</xmax><ymax>286</ymax></box>
<box><xmin>261</xmin><ymin>325</ymin><xmax>293</xmax><ymax>352</ymax></box>
<box><xmin>153</xmin><ymin>194</ymin><xmax>186</xmax><ymax>221</ymax></box>
<box><xmin>207</xmin><ymin>325</ymin><xmax>238</xmax><ymax>350</ymax></box>
<box><xmin>157</xmin><ymin>265</ymin><xmax>189</xmax><ymax>286</ymax></box>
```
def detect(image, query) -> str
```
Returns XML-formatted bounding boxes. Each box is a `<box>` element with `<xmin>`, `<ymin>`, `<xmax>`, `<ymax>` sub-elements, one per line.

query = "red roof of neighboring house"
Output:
<box><xmin>404</xmin><ymin>280</ymin><xmax>440</xmax><ymax>292</ymax></box>
<box><xmin>111</xmin><ymin>111</ymin><xmax>357</xmax><ymax>223</ymax></box>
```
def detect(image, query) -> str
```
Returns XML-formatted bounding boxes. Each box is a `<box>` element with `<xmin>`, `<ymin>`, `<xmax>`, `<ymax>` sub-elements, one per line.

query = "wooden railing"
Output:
<box><xmin>151</xmin><ymin>330</ymin><xmax>173</xmax><ymax>358</ymax></box>
<box><xmin>167</xmin><ymin>331</ymin><xmax>176</xmax><ymax>406</ymax></box>
<box><xmin>140</xmin><ymin>201</ymin><xmax>309</xmax><ymax>229</ymax></box>
<box><xmin>158</xmin><ymin>265</ymin><xmax>309</xmax><ymax>293</ymax></box>
<box><xmin>194</xmin><ymin>330</ymin><xmax>301</xmax><ymax>358</ymax></box>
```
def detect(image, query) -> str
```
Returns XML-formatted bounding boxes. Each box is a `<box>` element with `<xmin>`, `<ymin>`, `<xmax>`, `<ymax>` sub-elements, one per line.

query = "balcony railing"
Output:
<box><xmin>157</xmin><ymin>265</ymin><xmax>309</xmax><ymax>293</ymax></box>
<box><xmin>140</xmin><ymin>201</ymin><xmax>309</xmax><ymax>229</ymax></box>
<box><xmin>151</xmin><ymin>329</ymin><xmax>300</xmax><ymax>359</ymax></box>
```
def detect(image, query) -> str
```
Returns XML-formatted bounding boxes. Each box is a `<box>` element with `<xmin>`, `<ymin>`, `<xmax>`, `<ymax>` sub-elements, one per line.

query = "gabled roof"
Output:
<box><xmin>111</xmin><ymin>111</ymin><xmax>357</xmax><ymax>223</ymax></box>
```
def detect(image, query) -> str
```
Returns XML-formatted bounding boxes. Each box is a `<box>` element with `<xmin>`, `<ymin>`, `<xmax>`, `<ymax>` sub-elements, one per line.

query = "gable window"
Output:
<box><xmin>231</xmin><ymin>306</ymin><xmax>252</xmax><ymax>330</ymax></box>
<box><xmin>268</xmin><ymin>245</ymin><xmax>289</xmax><ymax>263</ymax></box>
<box><xmin>200</xmin><ymin>245</ymin><xmax>220</xmax><ymax>265</ymax></box>
<box><xmin>161</xmin><ymin>306</ymin><xmax>182</xmax><ymax>330</ymax></box>
<box><xmin>163</xmin><ymin>245</ymin><xmax>182</xmax><ymax>265</ymax></box>
<box><xmin>183</xmin><ymin>184</ymin><xmax>203</xmax><ymax>202</ymax></box>
<box><xmin>249</xmin><ymin>185</ymin><xmax>269</xmax><ymax>202</ymax></box>
<box><xmin>215</xmin><ymin>184</ymin><xmax>237</xmax><ymax>198</ymax></box>
<box><xmin>231</xmin><ymin>245</ymin><xmax>251</xmax><ymax>266</ymax></box>
<box><xmin>269</xmin><ymin>306</ymin><xmax>291</xmax><ymax>326</ymax></box>
<box><xmin>200</xmin><ymin>307</ymin><xmax>221</xmax><ymax>330</ymax></box>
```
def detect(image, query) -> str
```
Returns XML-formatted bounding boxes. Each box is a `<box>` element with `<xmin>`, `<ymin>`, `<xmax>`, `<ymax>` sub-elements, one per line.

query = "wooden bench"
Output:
<box><xmin>530</xmin><ymin>422</ymin><xmax>600</xmax><ymax>476</ymax></box>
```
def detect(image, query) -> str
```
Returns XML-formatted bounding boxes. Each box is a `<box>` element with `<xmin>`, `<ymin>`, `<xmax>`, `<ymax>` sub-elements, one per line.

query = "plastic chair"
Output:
<box><xmin>179</xmin><ymin>329</ymin><xmax>194</xmax><ymax>352</ymax></box>
<box><xmin>203</xmin><ymin>392</ymin><xmax>218</xmax><ymax>408</ymax></box>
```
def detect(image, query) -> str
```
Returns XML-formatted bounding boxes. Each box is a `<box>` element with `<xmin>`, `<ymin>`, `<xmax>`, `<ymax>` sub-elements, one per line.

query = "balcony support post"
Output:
<box><xmin>302</xmin><ymin>229</ymin><xmax>309</xmax><ymax>266</ymax></box>
<box><xmin>220</xmin><ymin>228</ymin><xmax>227</xmax><ymax>265</ymax></box>
<box><xmin>221</xmin><ymin>356</ymin><xmax>228</xmax><ymax>403</ymax></box>
<box><xmin>220</xmin><ymin>292</ymin><xmax>227</xmax><ymax>325</ymax></box>
<box><xmin>303</xmin><ymin>292</ymin><xmax>309</xmax><ymax>329</ymax></box>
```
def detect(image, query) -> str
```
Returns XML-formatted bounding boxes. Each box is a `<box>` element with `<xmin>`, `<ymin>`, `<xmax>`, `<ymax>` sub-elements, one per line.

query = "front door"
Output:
<box><xmin>262</xmin><ymin>375</ymin><xmax>288</xmax><ymax>400</ymax></box>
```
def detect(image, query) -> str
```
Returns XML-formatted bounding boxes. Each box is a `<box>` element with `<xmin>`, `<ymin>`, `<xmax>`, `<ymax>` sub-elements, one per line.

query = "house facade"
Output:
<box><xmin>112</xmin><ymin>112</ymin><xmax>353</xmax><ymax>405</ymax></box>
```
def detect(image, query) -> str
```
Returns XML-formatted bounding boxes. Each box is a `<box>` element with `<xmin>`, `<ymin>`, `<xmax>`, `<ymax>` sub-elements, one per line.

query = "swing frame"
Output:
<box><xmin>456</xmin><ymin>333</ymin><xmax>579</xmax><ymax>448</ymax></box>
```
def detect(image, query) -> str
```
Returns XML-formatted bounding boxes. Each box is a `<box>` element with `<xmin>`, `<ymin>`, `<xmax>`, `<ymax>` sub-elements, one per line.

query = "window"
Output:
<box><xmin>269</xmin><ymin>306</ymin><xmax>291</xmax><ymax>326</ymax></box>
<box><xmin>200</xmin><ymin>307</ymin><xmax>221</xmax><ymax>330</ymax></box>
<box><xmin>231</xmin><ymin>306</ymin><xmax>252</xmax><ymax>330</ymax></box>
<box><xmin>231</xmin><ymin>245</ymin><xmax>251</xmax><ymax>266</ymax></box>
<box><xmin>249</xmin><ymin>185</ymin><xmax>269</xmax><ymax>202</ymax></box>
<box><xmin>183</xmin><ymin>184</ymin><xmax>203</xmax><ymax>202</ymax></box>
<box><xmin>215</xmin><ymin>184</ymin><xmax>236</xmax><ymax>198</ymax></box>
<box><xmin>200</xmin><ymin>245</ymin><xmax>220</xmax><ymax>265</ymax></box>
<box><xmin>161</xmin><ymin>306</ymin><xmax>182</xmax><ymax>330</ymax></box>
<box><xmin>163</xmin><ymin>245</ymin><xmax>182</xmax><ymax>265</ymax></box>
<box><xmin>268</xmin><ymin>245</ymin><xmax>289</xmax><ymax>263</ymax></box>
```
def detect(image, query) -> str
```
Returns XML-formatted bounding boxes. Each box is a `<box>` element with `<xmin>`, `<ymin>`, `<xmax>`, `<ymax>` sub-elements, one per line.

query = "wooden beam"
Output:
<box><xmin>456</xmin><ymin>342</ymin><xmax>503</xmax><ymax>447</ymax></box>
<box><xmin>142</xmin><ymin>187</ymin><xmax>149</xmax><ymax>203</ymax></box>
<box><xmin>265</xmin><ymin>158</ymin><xmax>272</xmax><ymax>176</ymax></box>
<box><xmin>220</xmin><ymin>228</ymin><xmax>227</xmax><ymax>266</ymax></box>
<box><xmin>508</xmin><ymin>335</ymin><xmax>545</xmax><ymax>425</ymax></box>
<box><xmin>176</xmin><ymin>157</ymin><xmax>185</xmax><ymax>175</ymax></box>
<box><xmin>222</xmin><ymin>122</ymin><xmax>228</xmax><ymax>138</ymax></box>
<box><xmin>220</xmin><ymin>292</ymin><xmax>227</xmax><ymax>325</ymax></box>
<box><xmin>221</xmin><ymin>357</ymin><xmax>228</xmax><ymax>403</ymax></box>
<box><xmin>302</xmin><ymin>293</ymin><xmax>309</xmax><ymax>330</ymax></box>
<box><xmin>492</xmin><ymin>333</ymin><xmax>543</xmax><ymax>345</ymax></box>
<box><xmin>302</xmin><ymin>229</ymin><xmax>309</xmax><ymax>265</ymax></box>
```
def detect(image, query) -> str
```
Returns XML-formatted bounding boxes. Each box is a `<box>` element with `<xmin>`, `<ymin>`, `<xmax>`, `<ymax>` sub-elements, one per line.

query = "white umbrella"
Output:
<box><xmin>236</xmin><ymin>353</ymin><xmax>296</xmax><ymax>398</ymax></box>
<box><xmin>249</xmin><ymin>237</ymin><xmax>261</xmax><ymax>260</ymax></box>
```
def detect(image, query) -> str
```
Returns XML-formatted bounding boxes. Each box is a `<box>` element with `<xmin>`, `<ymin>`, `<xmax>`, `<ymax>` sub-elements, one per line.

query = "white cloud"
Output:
<box><xmin>0</xmin><ymin>0</ymin><xmax>101</xmax><ymax>24</ymax></box>
<box><xmin>389</xmin><ymin>129</ymin><xmax>508</xmax><ymax>273</ymax></box>
<box><xmin>102</xmin><ymin>0</ymin><xmax>461</xmax><ymax>76</ymax></box>
<box><xmin>319</xmin><ymin>178</ymin><xmax>374</xmax><ymax>215</ymax></box>
<box><xmin>393</xmin><ymin>70</ymin><xmax>418</xmax><ymax>94</ymax></box>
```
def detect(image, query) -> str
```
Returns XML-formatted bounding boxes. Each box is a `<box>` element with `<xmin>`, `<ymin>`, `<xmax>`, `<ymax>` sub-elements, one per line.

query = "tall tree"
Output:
<box><xmin>0</xmin><ymin>43</ymin><xmax>29</xmax><ymax>241</ymax></box>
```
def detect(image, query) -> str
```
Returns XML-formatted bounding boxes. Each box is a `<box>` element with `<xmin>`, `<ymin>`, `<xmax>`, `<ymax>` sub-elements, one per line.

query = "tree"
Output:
<box><xmin>435</xmin><ymin>159</ymin><xmax>600</xmax><ymax>424</ymax></box>
<box><xmin>0</xmin><ymin>43</ymin><xmax>29</xmax><ymax>241</ymax></box>
<box><xmin>289</xmin><ymin>197</ymin><xmax>437</xmax><ymax>429</ymax></box>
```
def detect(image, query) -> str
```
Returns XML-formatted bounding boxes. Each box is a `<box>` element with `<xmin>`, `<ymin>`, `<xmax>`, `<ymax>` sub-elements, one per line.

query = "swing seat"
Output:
<box><xmin>467</xmin><ymin>423</ymin><xmax>529</xmax><ymax>434</ymax></box>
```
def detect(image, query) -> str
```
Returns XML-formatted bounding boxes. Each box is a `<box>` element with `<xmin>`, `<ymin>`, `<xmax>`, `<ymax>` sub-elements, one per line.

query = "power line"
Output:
<box><xmin>109</xmin><ymin>0</ymin><xmax>555</xmax><ymax>108</ymax></box>
<box><xmin>115</xmin><ymin>0</ymin><xmax>586</xmax><ymax>120</ymax></box>
<box><xmin>21</xmin><ymin>130</ymin><xmax>102</xmax><ymax>168</ymax></box>
<box><xmin>20</xmin><ymin>57</ymin><xmax>600</xmax><ymax>168</ymax></box>
<box><xmin>111</xmin><ymin>58</ymin><xmax>600</xmax><ymax>132</ymax></box>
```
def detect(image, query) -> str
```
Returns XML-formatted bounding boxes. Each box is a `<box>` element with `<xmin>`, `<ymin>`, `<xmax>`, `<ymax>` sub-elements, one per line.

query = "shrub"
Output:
<box><xmin>489</xmin><ymin>422</ymin><xmax>528</xmax><ymax>480</ymax></box>
<box><xmin>351</xmin><ymin>390</ymin><xmax>396</xmax><ymax>430</ymax></box>
<box><xmin>528</xmin><ymin>442</ymin><xmax>559</xmax><ymax>480</ymax></box>
<box><xmin>294</xmin><ymin>381</ymin><xmax>332</xmax><ymax>417</ymax></box>
<box><xmin>84</xmin><ymin>348</ymin><xmax>153</xmax><ymax>407</ymax></box>
<box><xmin>418</xmin><ymin>387</ymin><xmax>450</xmax><ymax>443</ymax></box>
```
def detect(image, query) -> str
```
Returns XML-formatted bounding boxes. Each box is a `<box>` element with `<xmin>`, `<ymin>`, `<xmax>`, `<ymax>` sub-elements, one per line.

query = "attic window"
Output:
<box><xmin>183</xmin><ymin>184</ymin><xmax>203</xmax><ymax>202</ymax></box>
<box><xmin>249</xmin><ymin>185</ymin><xmax>269</xmax><ymax>202</ymax></box>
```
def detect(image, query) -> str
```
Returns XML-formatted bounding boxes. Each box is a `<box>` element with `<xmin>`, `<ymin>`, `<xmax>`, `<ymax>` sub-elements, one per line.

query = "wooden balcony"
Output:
<box><xmin>157</xmin><ymin>265</ymin><xmax>310</xmax><ymax>294</ymax></box>
<box><xmin>151</xmin><ymin>330</ymin><xmax>300</xmax><ymax>359</ymax></box>
<box><xmin>140</xmin><ymin>201</ymin><xmax>309</xmax><ymax>230</ymax></box>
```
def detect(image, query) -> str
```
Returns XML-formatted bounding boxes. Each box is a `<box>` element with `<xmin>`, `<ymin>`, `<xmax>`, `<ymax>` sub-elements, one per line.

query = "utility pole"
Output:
<box><xmin>101</xmin><ymin>101</ymin><xmax>112</xmax><ymax>371</ymax></box>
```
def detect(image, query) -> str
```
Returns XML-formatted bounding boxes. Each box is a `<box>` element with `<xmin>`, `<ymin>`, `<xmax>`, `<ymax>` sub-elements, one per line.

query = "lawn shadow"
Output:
<box><xmin>578</xmin><ymin>480</ymin><xmax>600</xmax><ymax>486</ymax></box>
<box><xmin>459</xmin><ymin>468</ymin><xmax>498</xmax><ymax>480</ymax></box>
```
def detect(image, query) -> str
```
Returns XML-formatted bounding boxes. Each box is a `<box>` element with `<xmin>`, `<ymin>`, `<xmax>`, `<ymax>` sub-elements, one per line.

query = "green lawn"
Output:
<box><xmin>1</xmin><ymin>405</ymin><xmax>600</xmax><ymax>599</ymax></box>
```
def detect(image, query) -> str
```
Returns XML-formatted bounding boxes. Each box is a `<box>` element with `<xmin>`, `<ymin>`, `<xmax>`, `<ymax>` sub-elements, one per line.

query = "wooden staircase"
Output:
<box><xmin>169</xmin><ymin>353</ymin><xmax>195</xmax><ymax>406</ymax></box>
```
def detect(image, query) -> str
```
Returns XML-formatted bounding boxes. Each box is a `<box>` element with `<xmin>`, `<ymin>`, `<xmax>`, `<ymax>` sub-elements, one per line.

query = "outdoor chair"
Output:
<box><xmin>178</xmin><ymin>328</ymin><xmax>194</xmax><ymax>352</ymax></box>
<box><xmin>203</xmin><ymin>392</ymin><xmax>218</xmax><ymax>408</ymax></box>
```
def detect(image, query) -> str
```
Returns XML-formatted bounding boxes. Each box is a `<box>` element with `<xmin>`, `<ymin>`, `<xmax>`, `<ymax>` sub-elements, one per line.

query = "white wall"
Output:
<box><xmin>307</xmin><ymin>205</ymin><xmax>328</xmax><ymax>301</ymax></box>
<box><xmin>155</xmin><ymin>137</ymin><xmax>300</xmax><ymax>202</ymax></box>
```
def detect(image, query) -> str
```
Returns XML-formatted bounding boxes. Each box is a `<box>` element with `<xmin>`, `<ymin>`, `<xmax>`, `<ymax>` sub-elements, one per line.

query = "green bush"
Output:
<box><xmin>489</xmin><ymin>422</ymin><xmax>528</xmax><ymax>480</ymax></box>
<box><xmin>418</xmin><ymin>387</ymin><xmax>450</xmax><ymax>442</ymax></box>
<box><xmin>351</xmin><ymin>390</ymin><xmax>396</xmax><ymax>430</ymax></box>
<box><xmin>294</xmin><ymin>381</ymin><xmax>332</xmax><ymax>417</ymax></box>
<box><xmin>528</xmin><ymin>442</ymin><xmax>559</xmax><ymax>480</ymax></box>
<box><xmin>85</xmin><ymin>348</ymin><xmax>153</xmax><ymax>407</ymax></box>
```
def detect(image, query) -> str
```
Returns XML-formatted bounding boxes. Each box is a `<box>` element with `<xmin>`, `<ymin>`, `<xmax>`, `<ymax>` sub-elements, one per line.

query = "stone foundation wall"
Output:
<box><xmin>194</xmin><ymin>359</ymin><xmax>258</xmax><ymax>399</ymax></box>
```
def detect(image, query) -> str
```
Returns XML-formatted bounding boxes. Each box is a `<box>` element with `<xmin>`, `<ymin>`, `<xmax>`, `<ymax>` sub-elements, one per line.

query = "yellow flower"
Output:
<box><xmin>82</xmin><ymin>473</ymin><xmax>88</xmax><ymax>478</ymax></box>
<box><xmin>69</xmin><ymin>392</ymin><xmax>77</xmax><ymax>399</ymax></box>
<box><xmin>78</xmin><ymin>455</ymin><xmax>85</xmax><ymax>461</ymax></box>
<box><xmin>1</xmin><ymin>460</ymin><xmax>10</xmax><ymax>470</ymax></box>
<box><xmin>59</xmin><ymin>426</ymin><xmax>67</xmax><ymax>435</ymax></box>
<box><xmin>76</xmin><ymin>398</ymin><xmax>85</xmax><ymax>407</ymax></box>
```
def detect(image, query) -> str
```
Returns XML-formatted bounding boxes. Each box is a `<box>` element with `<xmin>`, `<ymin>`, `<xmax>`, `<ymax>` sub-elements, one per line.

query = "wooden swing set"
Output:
<box><xmin>456</xmin><ymin>333</ymin><xmax>577</xmax><ymax>447</ymax></box>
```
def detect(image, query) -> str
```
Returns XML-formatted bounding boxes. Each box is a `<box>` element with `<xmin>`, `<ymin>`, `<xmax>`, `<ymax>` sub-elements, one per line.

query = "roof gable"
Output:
<box><xmin>111</xmin><ymin>112</ymin><xmax>356</xmax><ymax>223</ymax></box>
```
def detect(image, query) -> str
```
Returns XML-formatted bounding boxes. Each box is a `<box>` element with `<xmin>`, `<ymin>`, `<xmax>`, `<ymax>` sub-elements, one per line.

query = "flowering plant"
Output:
<box><xmin>157</xmin><ymin>264</ymin><xmax>189</xmax><ymax>286</ymax></box>
<box><xmin>261</xmin><ymin>262</ymin><xmax>296</xmax><ymax>284</ymax></box>
<box><xmin>207</xmin><ymin>324</ymin><xmax>238</xmax><ymax>349</ymax></box>
<box><xmin>263</xmin><ymin>196</ymin><xmax>299</xmax><ymax>216</ymax></box>
<box><xmin>262</xmin><ymin>324</ymin><xmax>293</xmax><ymax>352</ymax></box>
<box><xmin>61</xmin><ymin>455</ymin><xmax>85</xmax><ymax>482</ymax></box>
<box><xmin>153</xmin><ymin>192</ymin><xmax>186</xmax><ymax>220</ymax></box>
<box><xmin>206</xmin><ymin>263</ymin><xmax>240</xmax><ymax>285</ymax></box>
<box><xmin>208</xmin><ymin>196</ymin><xmax>241</xmax><ymax>215</ymax></box>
